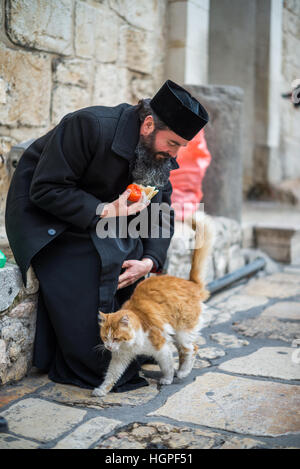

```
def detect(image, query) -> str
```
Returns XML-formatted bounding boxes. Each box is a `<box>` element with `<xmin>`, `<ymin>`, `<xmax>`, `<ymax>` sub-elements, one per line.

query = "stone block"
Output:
<box><xmin>149</xmin><ymin>372</ymin><xmax>300</xmax><ymax>436</ymax></box>
<box><xmin>92</xmin><ymin>64</ymin><xmax>131</xmax><ymax>107</ymax></box>
<box><xmin>51</xmin><ymin>84</ymin><xmax>91</xmax><ymax>125</ymax></box>
<box><xmin>210</xmin><ymin>332</ymin><xmax>249</xmax><ymax>348</ymax></box>
<box><xmin>54</xmin><ymin>416</ymin><xmax>121</xmax><ymax>449</ymax></box>
<box><xmin>1</xmin><ymin>398</ymin><xmax>86</xmax><ymax>442</ymax></box>
<box><xmin>53</xmin><ymin>58</ymin><xmax>93</xmax><ymax>88</ymax></box>
<box><xmin>0</xmin><ymin>263</ymin><xmax>23</xmax><ymax>312</ymax></box>
<box><xmin>119</xmin><ymin>25</ymin><xmax>153</xmax><ymax>74</ymax></box>
<box><xmin>261</xmin><ymin>301</ymin><xmax>300</xmax><ymax>321</ymax></box>
<box><xmin>75</xmin><ymin>2</ymin><xmax>119</xmax><ymax>62</ymax></box>
<box><xmin>6</xmin><ymin>0</ymin><xmax>73</xmax><ymax>55</ymax></box>
<box><xmin>186</xmin><ymin>85</ymin><xmax>244</xmax><ymax>222</ymax></box>
<box><xmin>0</xmin><ymin>44</ymin><xmax>51</xmax><ymax>127</ymax></box>
<box><xmin>0</xmin><ymin>434</ymin><xmax>40</xmax><ymax>449</ymax></box>
<box><xmin>232</xmin><ymin>316</ymin><xmax>300</xmax><ymax>344</ymax></box>
<box><xmin>254</xmin><ymin>226</ymin><xmax>299</xmax><ymax>263</ymax></box>
<box><xmin>219</xmin><ymin>347</ymin><xmax>300</xmax><ymax>380</ymax></box>
<box><xmin>109</xmin><ymin>0</ymin><xmax>166</xmax><ymax>32</ymax></box>
<box><xmin>242</xmin><ymin>272</ymin><xmax>300</xmax><ymax>299</ymax></box>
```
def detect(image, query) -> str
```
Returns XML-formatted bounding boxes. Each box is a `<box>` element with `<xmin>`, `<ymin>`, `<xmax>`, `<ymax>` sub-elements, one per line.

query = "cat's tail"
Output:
<box><xmin>187</xmin><ymin>212</ymin><xmax>215</xmax><ymax>289</ymax></box>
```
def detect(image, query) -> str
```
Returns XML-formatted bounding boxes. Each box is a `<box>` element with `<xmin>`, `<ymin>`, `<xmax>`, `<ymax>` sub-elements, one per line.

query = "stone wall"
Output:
<box><xmin>0</xmin><ymin>0</ymin><xmax>168</xmax><ymax>217</ymax></box>
<box><xmin>280</xmin><ymin>0</ymin><xmax>300</xmax><ymax>180</ymax></box>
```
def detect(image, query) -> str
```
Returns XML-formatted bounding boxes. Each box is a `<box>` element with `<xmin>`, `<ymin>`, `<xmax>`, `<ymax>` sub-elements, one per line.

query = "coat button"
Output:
<box><xmin>48</xmin><ymin>228</ymin><xmax>56</xmax><ymax>236</ymax></box>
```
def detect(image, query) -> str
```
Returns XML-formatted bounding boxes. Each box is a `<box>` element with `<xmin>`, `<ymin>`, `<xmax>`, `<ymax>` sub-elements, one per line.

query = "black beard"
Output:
<box><xmin>131</xmin><ymin>132</ymin><xmax>172</xmax><ymax>188</ymax></box>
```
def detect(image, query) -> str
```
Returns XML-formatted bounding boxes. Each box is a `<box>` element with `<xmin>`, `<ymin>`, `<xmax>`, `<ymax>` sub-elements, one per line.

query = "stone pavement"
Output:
<box><xmin>0</xmin><ymin>265</ymin><xmax>300</xmax><ymax>449</ymax></box>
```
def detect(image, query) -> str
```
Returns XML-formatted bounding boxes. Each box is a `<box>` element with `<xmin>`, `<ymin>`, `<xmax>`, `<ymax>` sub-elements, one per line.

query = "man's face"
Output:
<box><xmin>131</xmin><ymin>115</ymin><xmax>188</xmax><ymax>188</ymax></box>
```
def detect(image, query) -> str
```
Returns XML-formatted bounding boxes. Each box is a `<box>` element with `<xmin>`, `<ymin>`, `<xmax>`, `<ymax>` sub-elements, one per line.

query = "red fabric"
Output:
<box><xmin>170</xmin><ymin>129</ymin><xmax>211</xmax><ymax>220</ymax></box>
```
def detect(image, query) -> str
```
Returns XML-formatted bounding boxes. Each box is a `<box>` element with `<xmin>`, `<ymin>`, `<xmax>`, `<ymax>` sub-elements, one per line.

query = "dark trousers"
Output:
<box><xmin>31</xmin><ymin>227</ymin><xmax>147</xmax><ymax>391</ymax></box>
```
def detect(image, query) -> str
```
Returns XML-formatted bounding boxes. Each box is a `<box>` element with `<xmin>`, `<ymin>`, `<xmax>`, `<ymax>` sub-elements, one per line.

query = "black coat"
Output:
<box><xmin>5</xmin><ymin>103</ymin><xmax>179</xmax><ymax>308</ymax></box>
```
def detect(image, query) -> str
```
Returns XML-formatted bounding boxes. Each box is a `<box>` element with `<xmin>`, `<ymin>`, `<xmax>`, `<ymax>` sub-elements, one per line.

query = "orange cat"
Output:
<box><xmin>92</xmin><ymin>213</ymin><xmax>215</xmax><ymax>397</ymax></box>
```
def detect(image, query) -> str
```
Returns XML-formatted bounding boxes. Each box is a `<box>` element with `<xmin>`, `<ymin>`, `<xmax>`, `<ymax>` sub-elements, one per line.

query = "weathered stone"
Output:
<box><xmin>149</xmin><ymin>372</ymin><xmax>300</xmax><ymax>436</ymax></box>
<box><xmin>40</xmin><ymin>378</ymin><xmax>159</xmax><ymax>408</ymax></box>
<box><xmin>210</xmin><ymin>332</ymin><xmax>249</xmax><ymax>348</ymax></box>
<box><xmin>0</xmin><ymin>434</ymin><xmax>40</xmax><ymax>449</ymax></box>
<box><xmin>51</xmin><ymin>84</ymin><xmax>91</xmax><ymax>126</ymax></box>
<box><xmin>93</xmin><ymin>64</ymin><xmax>130</xmax><ymax>107</ymax></box>
<box><xmin>6</xmin><ymin>0</ymin><xmax>73</xmax><ymax>54</ymax></box>
<box><xmin>219</xmin><ymin>347</ymin><xmax>300</xmax><ymax>380</ymax></box>
<box><xmin>0</xmin><ymin>369</ymin><xmax>50</xmax><ymax>408</ymax></box>
<box><xmin>53</xmin><ymin>58</ymin><xmax>93</xmax><ymax>88</ymax></box>
<box><xmin>54</xmin><ymin>416</ymin><xmax>121</xmax><ymax>449</ymax></box>
<box><xmin>0</xmin><ymin>44</ymin><xmax>51</xmax><ymax>127</ymax></box>
<box><xmin>119</xmin><ymin>25</ymin><xmax>153</xmax><ymax>74</ymax></box>
<box><xmin>197</xmin><ymin>347</ymin><xmax>226</xmax><ymax>359</ymax></box>
<box><xmin>242</xmin><ymin>272</ymin><xmax>300</xmax><ymax>299</ymax></box>
<box><xmin>206</xmin><ymin>284</ymin><xmax>244</xmax><ymax>307</ymax></box>
<box><xmin>200</xmin><ymin>304</ymin><xmax>230</xmax><ymax>328</ymax></box>
<box><xmin>227</xmin><ymin>244</ymin><xmax>245</xmax><ymax>273</ymax></box>
<box><xmin>220</xmin><ymin>437</ymin><xmax>266</xmax><ymax>450</ymax></box>
<box><xmin>261</xmin><ymin>301</ymin><xmax>300</xmax><ymax>321</ymax></box>
<box><xmin>233</xmin><ymin>316</ymin><xmax>300</xmax><ymax>344</ymax></box>
<box><xmin>8</xmin><ymin>300</ymin><xmax>36</xmax><ymax>319</ymax></box>
<box><xmin>109</xmin><ymin>0</ymin><xmax>166</xmax><ymax>32</ymax></box>
<box><xmin>0</xmin><ymin>263</ymin><xmax>23</xmax><ymax>312</ymax></box>
<box><xmin>1</xmin><ymin>398</ymin><xmax>86</xmax><ymax>442</ymax></box>
<box><xmin>221</xmin><ymin>293</ymin><xmax>269</xmax><ymax>313</ymax></box>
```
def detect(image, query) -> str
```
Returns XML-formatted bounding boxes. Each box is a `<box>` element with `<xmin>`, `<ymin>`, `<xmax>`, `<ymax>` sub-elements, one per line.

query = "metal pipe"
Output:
<box><xmin>207</xmin><ymin>257</ymin><xmax>266</xmax><ymax>296</ymax></box>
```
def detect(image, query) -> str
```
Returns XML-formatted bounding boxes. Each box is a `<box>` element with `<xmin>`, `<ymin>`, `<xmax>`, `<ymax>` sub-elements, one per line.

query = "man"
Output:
<box><xmin>5</xmin><ymin>80</ymin><xmax>209</xmax><ymax>392</ymax></box>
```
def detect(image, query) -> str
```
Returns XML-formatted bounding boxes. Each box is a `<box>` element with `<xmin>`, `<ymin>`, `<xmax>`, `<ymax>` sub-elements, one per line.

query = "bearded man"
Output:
<box><xmin>5</xmin><ymin>80</ymin><xmax>209</xmax><ymax>392</ymax></box>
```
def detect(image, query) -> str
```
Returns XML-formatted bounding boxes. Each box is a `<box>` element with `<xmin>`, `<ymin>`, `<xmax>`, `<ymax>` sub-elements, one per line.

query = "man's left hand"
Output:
<box><xmin>117</xmin><ymin>258</ymin><xmax>154</xmax><ymax>290</ymax></box>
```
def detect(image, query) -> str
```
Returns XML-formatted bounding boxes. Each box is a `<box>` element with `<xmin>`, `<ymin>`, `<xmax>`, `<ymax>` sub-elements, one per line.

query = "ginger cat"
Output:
<box><xmin>92</xmin><ymin>213</ymin><xmax>215</xmax><ymax>397</ymax></box>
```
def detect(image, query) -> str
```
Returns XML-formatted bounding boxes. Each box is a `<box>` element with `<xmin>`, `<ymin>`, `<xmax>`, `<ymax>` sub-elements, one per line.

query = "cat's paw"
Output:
<box><xmin>92</xmin><ymin>387</ymin><xmax>107</xmax><ymax>398</ymax></box>
<box><xmin>176</xmin><ymin>369</ymin><xmax>191</xmax><ymax>380</ymax></box>
<box><xmin>159</xmin><ymin>377</ymin><xmax>173</xmax><ymax>385</ymax></box>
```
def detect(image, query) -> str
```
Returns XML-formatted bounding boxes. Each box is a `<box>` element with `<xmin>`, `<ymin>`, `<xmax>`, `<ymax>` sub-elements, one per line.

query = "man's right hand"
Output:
<box><xmin>100</xmin><ymin>189</ymin><xmax>149</xmax><ymax>218</ymax></box>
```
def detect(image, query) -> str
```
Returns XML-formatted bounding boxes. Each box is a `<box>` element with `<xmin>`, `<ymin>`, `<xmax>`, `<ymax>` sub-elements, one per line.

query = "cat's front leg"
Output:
<box><xmin>155</xmin><ymin>344</ymin><xmax>174</xmax><ymax>385</ymax></box>
<box><xmin>92</xmin><ymin>354</ymin><xmax>132</xmax><ymax>398</ymax></box>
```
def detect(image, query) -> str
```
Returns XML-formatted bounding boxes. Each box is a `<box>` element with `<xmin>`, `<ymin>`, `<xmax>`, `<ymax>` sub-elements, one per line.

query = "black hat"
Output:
<box><xmin>150</xmin><ymin>80</ymin><xmax>209</xmax><ymax>140</ymax></box>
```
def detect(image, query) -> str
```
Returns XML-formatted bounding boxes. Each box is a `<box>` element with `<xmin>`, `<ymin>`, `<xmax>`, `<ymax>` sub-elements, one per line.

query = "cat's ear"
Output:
<box><xmin>98</xmin><ymin>311</ymin><xmax>107</xmax><ymax>326</ymax></box>
<box><xmin>120</xmin><ymin>314</ymin><xmax>130</xmax><ymax>326</ymax></box>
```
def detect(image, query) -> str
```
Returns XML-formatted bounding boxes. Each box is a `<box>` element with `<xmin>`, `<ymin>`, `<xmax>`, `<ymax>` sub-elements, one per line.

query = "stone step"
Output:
<box><xmin>242</xmin><ymin>201</ymin><xmax>300</xmax><ymax>264</ymax></box>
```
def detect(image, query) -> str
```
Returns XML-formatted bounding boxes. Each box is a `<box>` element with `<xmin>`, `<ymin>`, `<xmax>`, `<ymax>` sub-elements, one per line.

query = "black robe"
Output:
<box><xmin>5</xmin><ymin>103</ymin><xmax>179</xmax><ymax>390</ymax></box>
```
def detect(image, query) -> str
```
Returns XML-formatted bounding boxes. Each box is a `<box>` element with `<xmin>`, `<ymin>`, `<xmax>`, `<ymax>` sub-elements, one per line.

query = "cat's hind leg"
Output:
<box><xmin>175</xmin><ymin>331</ymin><xmax>198</xmax><ymax>379</ymax></box>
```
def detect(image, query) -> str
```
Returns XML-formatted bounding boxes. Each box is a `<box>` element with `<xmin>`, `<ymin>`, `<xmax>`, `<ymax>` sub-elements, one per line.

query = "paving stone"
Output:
<box><xmin>149</xmin><ymin>372</ymin><xmax>300</xmax><ymax>436</ymax></box>
<box><xmin>0</xmin><ymin>369</ymin><xmax>50</xmax><ymax>408</ymax></box>
<box><xmin>261</xmin><ymin>301</ymin><xmax>300</xmax><ymax>320</ymax></box>
<box><xmin>197</xmin><ymin>347</ymin><xmax>226</xmax><ymax>359</ymax></box>
<box><xmin>217</xmin><ymin>294</ymin><xmax>269</xmax><ymax>314</ymax></box>
<box><xmin>210</xmin><ymin>332</ymin><xmax>249</xmax><ymax>348</ymax></box>
<box><xmin>206</xmin><ymin>285</ymin><xmax>244</xmax><ymax>307</ymax></box>
<box><xmin>54</xmin><ymin>416</ymin><xmax>121</xmax><ymax>449</ymax></box>
<box><xmin>1</xmin><ymin>398</ymin><xmax>86</xmax><ymax>442</ymax></box>
<box><xmin>200</xmin><ymin>304</ymin><xmax>231</xmax><ymax>327</ymax></box>
<box><xmin>0</xmin><ymin>434</ymin><xmax>40</xmax><ymax>449</ymax></box>
<box><xmin>96</xmin><ymin>421</ymin><xmax>266</xmax><ymax>450</ymax></box>
<box><xmin>242</xmin><ymin>273</ymin><xmax>300</xmax><ymax>299</ymax></box>
<box><xmin>219</xmin><ymin>347</ymin><xmax>300</xmax><ymax>380</ymax></box>
<box><xmin>40</xmin><ymin>379</ymin><xmax>159</xmax><ymax>408</ymax></box>
<box><xmin>233</xmin><ymin>316</ymin><xmax>300</xmax><ymax>344</ymax></box>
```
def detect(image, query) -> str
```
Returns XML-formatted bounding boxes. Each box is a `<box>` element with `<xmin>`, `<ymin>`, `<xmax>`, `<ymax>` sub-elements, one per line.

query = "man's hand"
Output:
<box><xmin>117</xmin><ymin>258</ymin><xmax>154</xmax><ymax>290</ymax></box>
<box><xmin>100</xmin><ymin>189</ymin><xmax>149</xmax><ymax>218</ymax></box>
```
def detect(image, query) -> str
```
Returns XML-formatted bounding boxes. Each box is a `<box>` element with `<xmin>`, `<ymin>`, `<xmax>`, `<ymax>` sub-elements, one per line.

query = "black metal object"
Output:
<box><xmin>207</xmin><ymin>257</ymin><xmax>266</xmax><ymax>296</ymax></box>
<box><xmin>0</xmin><ymin>416</ymin><xmax>9</xmax><ymax>433</ymax></box>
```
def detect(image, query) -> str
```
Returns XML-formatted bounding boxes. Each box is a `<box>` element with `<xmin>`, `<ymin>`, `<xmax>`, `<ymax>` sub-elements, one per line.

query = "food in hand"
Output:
<box><xmin>126</xmin><ymin>183</ymin><xmax>159</xmax><ymax>203</ymax></box>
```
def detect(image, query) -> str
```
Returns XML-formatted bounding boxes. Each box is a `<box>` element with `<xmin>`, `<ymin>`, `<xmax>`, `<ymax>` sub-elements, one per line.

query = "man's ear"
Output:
<box><xmin>98</xmin><ymin>311</ymin><xmax>107</xmax><ymax>326</ymax></box>
<box><xmin>140</xmin><ymin>115</ymin><xmax>155</xmax><ymax>137</ymax></box>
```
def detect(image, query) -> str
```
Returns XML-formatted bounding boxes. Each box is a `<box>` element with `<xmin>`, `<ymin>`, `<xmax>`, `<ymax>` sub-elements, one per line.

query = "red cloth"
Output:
<box><xmin>170</xmin><ymin>129</ymin><xmax>211</xmax><ymax>220</ymax></box>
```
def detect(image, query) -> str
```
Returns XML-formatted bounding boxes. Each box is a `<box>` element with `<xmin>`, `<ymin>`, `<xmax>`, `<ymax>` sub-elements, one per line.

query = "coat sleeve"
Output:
<box><xmin>29</xmin><ymin>111</ymin><xmax>102</xmax><ymax>229</ymax></box>
<box><xmin>141</xmin><ymin>180</ymin><xmax>175</xmax><ymax>271</ymax></box>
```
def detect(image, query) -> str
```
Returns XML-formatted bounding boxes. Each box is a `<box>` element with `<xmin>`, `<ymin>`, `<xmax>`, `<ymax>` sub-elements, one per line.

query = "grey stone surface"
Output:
<box><xmin>197</xmin><ymin>347</ymin><xmax>226</xmax><ymax>359</ymax></box>
<box><xmin>233</xmin><ymin>316</ymin><xmax>300</xmax><ymax>344</ymax></box>
<box><xmin>261</xmin><ymin>301</ymin><xmax>300</xmax><ymax>320</ymax></box>
<box><xmin>54</xmin><ymin>416</ymin><xmax>121</xmax><ymax>449</ymax></box>
<box><xmin>0</xmin><ymin>434</ymin><xmax>40</xmax><ymax>449</ymax></box>
<box><xmin>219</xmin><ymin>347</ymin><xmax>300</xmax><ymax>380</ymax></box>
<box><xmin>1</xmin><ymin>398</ymin><xmax>86</xmax><ymax>442</ymax></box>
<box><xmin>149</xmin><ymin>372</ymin><xmax>300</xmax><ymax>436</ymax></box>
<box><xmin>210</xmin><ymin>332</ymin><xmax>249</xmax><ymax>348</ymax></box>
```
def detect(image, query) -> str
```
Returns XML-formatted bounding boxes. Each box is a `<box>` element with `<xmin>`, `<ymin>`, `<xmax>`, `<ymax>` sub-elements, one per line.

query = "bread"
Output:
<box><xmin>135</xmin><ymin>184</ymin><xmax>159</xmax><ymax>202</ymax></box>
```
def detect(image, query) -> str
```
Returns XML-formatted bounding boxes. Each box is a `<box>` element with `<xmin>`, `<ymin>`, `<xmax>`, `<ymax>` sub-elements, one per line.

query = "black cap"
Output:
<box><xmin>150</xmin><ymin>80</ymin><xmax>209</xmax><ymax>140</ymax></box>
